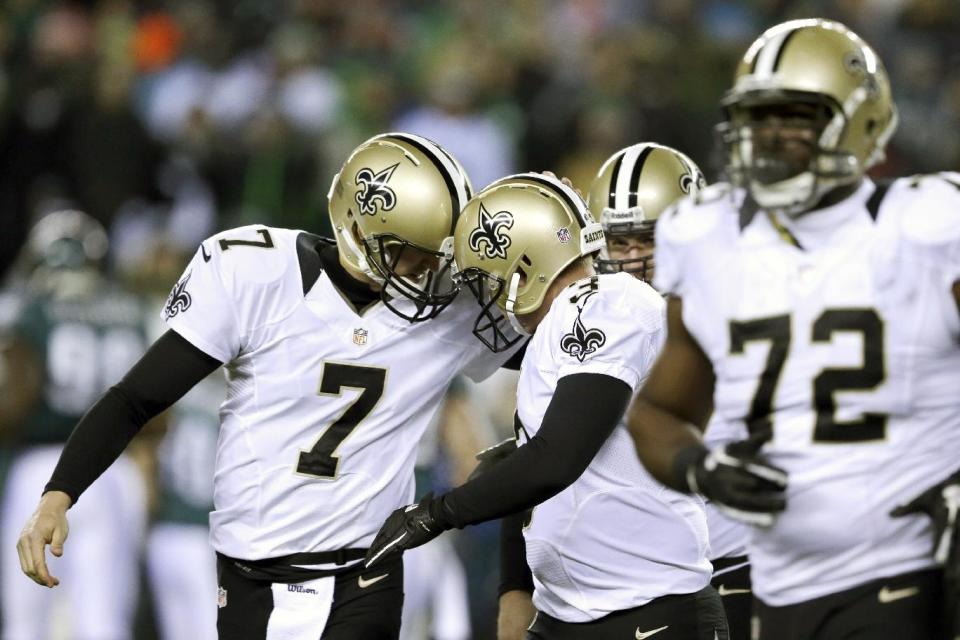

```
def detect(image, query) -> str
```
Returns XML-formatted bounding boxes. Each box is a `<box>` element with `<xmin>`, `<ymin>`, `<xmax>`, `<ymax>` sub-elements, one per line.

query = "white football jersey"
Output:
<box><xmin>655</xmin><ymin>175</ymin><xmax>960</xmax><ymax>606</ymax></box>
<box><xmin>163</xmin><ymin>225</ymin><xmax>517</xmax><ymax>560</ymax></box>
<box><xmin>516</xmin><ymin>272</ymin><xmax>711</xmax><ymax>622</ymax></box>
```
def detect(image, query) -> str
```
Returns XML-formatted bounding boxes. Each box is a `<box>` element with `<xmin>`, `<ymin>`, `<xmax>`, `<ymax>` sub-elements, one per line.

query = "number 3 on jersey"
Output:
<box><xmin>297</xmin><ymin>362</ymin><xmax>387</xmax><ymax>479</ymax></box>
<box><xmin>729</xmin><ymin>308</ymin><xmax>887</xmax><ymax>443</ymax></box>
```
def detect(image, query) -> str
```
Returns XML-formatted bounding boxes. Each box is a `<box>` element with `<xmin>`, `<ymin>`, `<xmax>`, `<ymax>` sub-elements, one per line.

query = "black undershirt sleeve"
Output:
<box><xmin>440</xmin><ymin>373</ymin><xmax>632</xmax><ymax>527</ymax></box>
<box><xmin>44</xmin><ymin>330</ymin><xmax>222</xmax><ymax>504</ymax></box>
<box><xmin>499</xmin><ymin>510</ymin><xmax>534</xmax><ymax>596</ymax></box>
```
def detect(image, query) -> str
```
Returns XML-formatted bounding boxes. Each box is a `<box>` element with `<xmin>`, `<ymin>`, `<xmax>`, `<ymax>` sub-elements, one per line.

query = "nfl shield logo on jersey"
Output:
<box><xmin>353</xmin><ymin>328</ymin><xmax>369</xmax><ymax>345</ymax></box>
<box><xmin>217</xmin><ymin>586</ymin><xmax>228</xmax><ymax>608</ymax></box>
<box><xmin>556</xmin><ymin>227</ymin><xmax>572</xmax><ymax>244</ymax></box>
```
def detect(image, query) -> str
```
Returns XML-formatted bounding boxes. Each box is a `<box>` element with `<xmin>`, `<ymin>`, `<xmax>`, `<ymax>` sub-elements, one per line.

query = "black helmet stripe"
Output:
<box><xmin>435</xmin><ymin>145</ymin><xmax>473</xmax><ymax>199</ymax></box>
<box><xmin>771</xmin><ymin>27</ymin><xmax>803</xmax><ymax>72</ymax></box>
<box><xmin>627</xmin><ymin>145</ymin><xmax>655</xmax><ymax>209</ymax></box>
<box><xmin>383</xmin><ymin>132</ymin><xmax>468</xmax><ymax>233</ymax></box>
<box><xmin>607</xmin><ymin>152</ymin><xmax>624</xmax><ymax>209</ymax></box>
<box><xmin>753</xmin><ymin>25</ymin><xmax>804</xmax><ymax>77</ymax></box>
<box><xmin>519</xmin><ymin>173</ymin><xmax>590</xmax><ymax>227</ymax></box>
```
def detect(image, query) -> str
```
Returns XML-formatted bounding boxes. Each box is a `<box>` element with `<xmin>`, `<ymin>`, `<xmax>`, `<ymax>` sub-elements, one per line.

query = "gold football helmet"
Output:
<box><xmin>452</xmin><ymin>173</ymin><xmax>605</xmax><ymax>351</ymax></box>
<box><xmin>587</xmin><ymin>143</ymin><xmax>704</xmax><ymax>282</ymax></box>
<box><xmin>328</xmin><ymin>132</ymin><xmax>473</xmax><ymax>321</ymax></box>
<box><xmin>717</xmin><ymin>19</ymin><xmax>897</xmax><ymax>215</ymax></box>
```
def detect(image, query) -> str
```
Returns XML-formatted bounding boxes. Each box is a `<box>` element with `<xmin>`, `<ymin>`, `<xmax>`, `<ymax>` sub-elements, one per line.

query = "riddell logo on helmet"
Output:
<box><xmin>355</xmin><ymin>164</ymin><xmax>399</xmax><ymax>215</ymax></box>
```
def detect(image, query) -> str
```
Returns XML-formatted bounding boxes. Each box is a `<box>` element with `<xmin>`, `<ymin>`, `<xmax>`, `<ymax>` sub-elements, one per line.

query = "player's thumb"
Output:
<box><xmin>50</xmin><ymin>523</ymin><xmax>68</xmax><ymax>557</ymax></box>
<box><xmin>889</xmin><ymin>498</ymin><xmax>920</xmax><ymax>518</ymax></box>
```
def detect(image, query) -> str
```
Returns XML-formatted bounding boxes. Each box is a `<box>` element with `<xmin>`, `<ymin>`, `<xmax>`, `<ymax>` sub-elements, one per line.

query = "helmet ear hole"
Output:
<box><xmin>520</xmin><ymin>254</ymin><xmax>533</xmax><ymax>267</ymax></box>
<box><xmin>516</xmin><ymin>264</ymin><xmax>529</xmax><ymax>288</ymax></box>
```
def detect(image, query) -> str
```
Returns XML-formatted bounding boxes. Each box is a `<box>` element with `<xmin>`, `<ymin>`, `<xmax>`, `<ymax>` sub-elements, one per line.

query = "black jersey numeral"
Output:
<box><xmin>811</xmin><ymin>309</ymin><xmax>887</xmax><ymax>442</ymax></box>
<box><xmin>218</xmin><ymin>228</ymin><xmax>274</xmax><ymax>251</ymax></box>
<box><xmin>568</xmin><ymin>275</ymin><xmax>599</xmax><ymax>304</ymax></box>
<box><xmin>729</xmin><ymin>315</ymin><xmax>791</xmax><ymax>441</ymax></box>
<box><xmin>729</xmin><ymin>308</ymin><xmax>887</xmax><ymax>444</ymax></box>
<box><xmin>296</xmin><ymin>363</ymin><xmax>387</xmax><ymax>479</ymax></box>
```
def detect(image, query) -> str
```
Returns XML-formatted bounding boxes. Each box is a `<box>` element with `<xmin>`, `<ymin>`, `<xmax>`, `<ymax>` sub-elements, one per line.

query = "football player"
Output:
<box><xmin>2</xmin><ymin>210</ymin><xmax>151</xmax><ymax>640</ymax></box>
<box><xmin>591</xmin><ymin>143</ymin><xmax>753</xmax><ymax>640</ymax></box>
<box><xmin>146</xmin><ymin>373</ymin><xmax>222</xmax><ymax>640</ymax></box>
<box><xmin>364</xmin><ymin>174</ymin><xmax>729</xmax><ymax>639</ymax></box>
<box><xmin>625</xmin><ymin>19</ymin><xmax>960</xmax><ymax>640</ymax></box>
<box><xmin>16</xmin><ymin>133</ymin><xmax>523</xmax><ymax>640</ymax></box>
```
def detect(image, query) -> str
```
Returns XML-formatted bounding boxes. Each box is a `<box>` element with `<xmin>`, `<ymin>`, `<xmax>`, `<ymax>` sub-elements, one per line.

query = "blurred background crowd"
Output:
<box><xmin>0</xmin><ymin>0</ymin><xmax>957</xmax><ymax>638</ymax></box>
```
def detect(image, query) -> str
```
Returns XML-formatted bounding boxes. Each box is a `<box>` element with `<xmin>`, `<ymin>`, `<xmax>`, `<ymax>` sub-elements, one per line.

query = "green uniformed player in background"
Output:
<box><xmin>1</xmin><ymin>210</ymin><xmax>152</xmax><ymax>640</ymax></box>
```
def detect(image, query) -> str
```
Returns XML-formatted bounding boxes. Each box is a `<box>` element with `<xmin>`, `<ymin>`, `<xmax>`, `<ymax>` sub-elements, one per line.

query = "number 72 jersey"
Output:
<box><xmin>163</xmin><ymin>225</ymin><xmax>514</xmax><ymax>561</ymax></box>
<box><xmin>654</xmin><ymin>177</ymin><xmax>960</xmax><ymax>607</ymax></box>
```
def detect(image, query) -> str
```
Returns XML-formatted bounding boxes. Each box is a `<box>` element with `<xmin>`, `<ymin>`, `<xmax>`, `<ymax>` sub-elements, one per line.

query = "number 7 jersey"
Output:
<box><xmin>654</xmin><ymin>176</ymin><xmax>960</xmax><ymax>606</ymax></box>
<box><xmin>163</xmin><ymin>225</ymin><xmax>516</xmax><ymax>561</ymax></box>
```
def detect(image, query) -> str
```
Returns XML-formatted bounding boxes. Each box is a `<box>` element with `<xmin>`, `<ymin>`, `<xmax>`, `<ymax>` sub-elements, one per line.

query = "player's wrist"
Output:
<box><xmin>38</xmin><ymin>490</ymin><xmax>73</xmax><ymax>513</ymax></box>
<box><xmin>671</xmin><ymin>444</ymin><xmax>709</xmax><ymax>494</ymax></box>
<box><xmin>430</xmin><ymin>493</ymin><xmax>458</xmax><ymax>530</ymax></box>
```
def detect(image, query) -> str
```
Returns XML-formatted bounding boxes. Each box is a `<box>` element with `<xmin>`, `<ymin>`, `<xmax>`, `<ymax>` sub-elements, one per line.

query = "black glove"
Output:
<box><xmin>674</xmin><ymin>437</ymin><xmax>788</xmax><ymax>527</ymax></box>
<box><xmin>364</xmin><ymin>493</ymin><xmax>452</xmax><ymax>570</ymax></box>
<box><xmin>891</xmin><ymin>469</ymin><xmax>960</xmax><ymax>638</ymax></box>
<box><xmin>891</xmin><ymin>469</ymin><xmax>960</xmax><ymax>578</ymax></box>
<box><xmin>468</xmin><ymin>437</ymin><xmax>517</xmax><ymax>482</ymax></box>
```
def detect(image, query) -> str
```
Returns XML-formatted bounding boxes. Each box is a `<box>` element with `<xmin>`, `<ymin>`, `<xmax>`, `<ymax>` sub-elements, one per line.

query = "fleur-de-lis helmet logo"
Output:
<box><xmin>559</xmin><ymin>312</ymin><xmax>606</xmax><ymax>362</ymax></box>
<box><xmin>468</xmin><ymin>203</ymin><xmax>514</xmax><ymax>259</ymax></box>
<box><xmin>354</xmin><ymin>163</ymin><xmax>399</xmax><ymax>215</ymax></box>
<box><xmin>163</xmin><ymin>271</ymin><xmax>193</xmax><ymax>320</ymax></box>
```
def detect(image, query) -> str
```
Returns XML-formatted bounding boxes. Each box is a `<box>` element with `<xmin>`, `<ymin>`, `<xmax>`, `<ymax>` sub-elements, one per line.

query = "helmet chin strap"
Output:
<box><xmin>336</xmin><ymin>224</ymin><xmax>384</xmax><ymax>285</ymax></box>
<box><xmin>504</xmin><ymin>271</ymin><xmax>531</xmax><ymax>337</ymax></box>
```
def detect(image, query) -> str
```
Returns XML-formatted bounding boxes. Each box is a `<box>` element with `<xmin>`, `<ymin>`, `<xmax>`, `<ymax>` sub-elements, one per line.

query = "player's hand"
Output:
<box><xmin>364</xmin><ymin>493</ymin><xmax>451</xmax><ymax>570</ymax></box>
<box><xmin>680</xmin><ymin>437</ymin><xmax>788</xmax><ymax>527</ymax></box>
<box><xmin>497</xmin><ymin>589</ymin><xmax>536</xmax><ymax>640</ymax></box>
<box><xmin>540</xmin><ymin>171</ymin><xmax>583</xmax><ymax>198</ymax></box>
<box><xmin>17</xmin><ymin>491</ymin><xmax>72</xmax><ymax>588</ymax></box>
<box><xmin>468</xmin><ymin>437</ymin><xmax>517</xmax><ymax>482</ymax></box>
<box><xmin>891</xmin><ymin>469</ymin><xmax>960</xmax><ymax>578</ymax></box>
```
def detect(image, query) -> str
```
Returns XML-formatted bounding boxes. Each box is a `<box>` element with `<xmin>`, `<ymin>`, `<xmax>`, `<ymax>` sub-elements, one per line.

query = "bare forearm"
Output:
<box><xmin>627</xmin><ymin>397</ymin><xmax>704</xmax><ymax>489</ymax></box>
<box><xmin>498</xmin><ymin>590</ymin><xmax>536</xmax><ymax>640</ymax></box>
